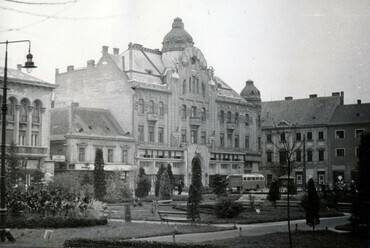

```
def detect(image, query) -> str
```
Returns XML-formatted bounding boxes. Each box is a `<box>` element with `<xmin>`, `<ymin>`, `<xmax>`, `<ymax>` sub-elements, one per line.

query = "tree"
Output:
<box><xmin>190</xmin><ymin>156</ymin><xmax>202</xmax><ymax>203</ymax></box>
<box><xmin>93</xmin><ymin>148</ymin><xmax>106</xmax><ymax>201</ymax></box>
<box><xmin>167</xmin><ymin>163</ymin><xmax>175</xmax><ymax>191</ymax></box>
<box><xmin>155</xmin><ymin>164</ymin><xmax>166</xmax><ymax>197</ymax></box>
<box><xmin>267</xmin><ymin>179</ymin><xmax>281</xmax><ymax>205</ymax></box>
<box><xmin>6</xmin><ymin>142</ymin><xmax>20</xmax><ymax>186</ymax></box>
<box><xmin>350</xmin><ymin>133</ymin><xmax>370</xmax><ymax>237</ymax></box>
<box><xmin>135</xmin><ymin>166</ymin><xmax>151</xmax><ymax>198</ymax></box>
<box><xmin>187</xmin><ymin>156</ymin><xmax>202</xmax><ymax>223</ymax></box>
<box><xmin>304</xmin><ymin>178</ymin><xmax>320</xmax><ymax>230</ymax></box>
<box><xmin>269</xmin><ymin>123</ymin><xmax>304</xmax><ymax>248</ymax></box>
<box><xmin>210</xmin><ymin>174</ymin><xmax>228</xmax><ymax>199</ymax></box>
<box><xmin>159</xmin><ymin>170</ymin><xmax>172</xmax><ymax>200</ymax></box>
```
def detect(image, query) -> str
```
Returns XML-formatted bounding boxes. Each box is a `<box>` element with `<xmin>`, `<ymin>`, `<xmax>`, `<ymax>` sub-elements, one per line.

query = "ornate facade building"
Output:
<box><xmin>53</xmin><ymin>17</ymin><xmax>262</xmax><ymax>187</ymax></box>
<box><xmin>0</xmin><ymin>65</ymin><xmax>55</xmax><ymax>183</ymax></box>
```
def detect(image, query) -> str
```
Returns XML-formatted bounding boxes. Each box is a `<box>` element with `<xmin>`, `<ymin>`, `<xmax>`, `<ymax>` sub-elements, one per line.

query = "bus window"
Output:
<box><xmin>243</xmin><ymin>177</ymin><xmax>247</xmax><ymax>181</ymax></box>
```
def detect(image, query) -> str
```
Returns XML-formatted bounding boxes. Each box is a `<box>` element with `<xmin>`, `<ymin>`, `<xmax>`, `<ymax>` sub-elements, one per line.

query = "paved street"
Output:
<box><xmin>135</xmin><ymin>215</ymin><xmax>350</xmax><ymax>243</ymax></box>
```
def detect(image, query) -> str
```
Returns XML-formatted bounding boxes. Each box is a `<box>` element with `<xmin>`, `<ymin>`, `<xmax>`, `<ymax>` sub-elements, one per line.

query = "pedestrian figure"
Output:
<box><xmin>178</xmin><ymin>180</ymin><xmax>183</xmax><ymax>195</ymax></box>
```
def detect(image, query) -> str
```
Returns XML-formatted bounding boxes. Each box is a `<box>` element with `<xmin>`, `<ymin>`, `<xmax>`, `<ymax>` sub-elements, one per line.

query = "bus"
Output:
<box><xmin>227</xmin><ymin>174</ymin><xmax>266</xmax><ymax>193</ymax></box>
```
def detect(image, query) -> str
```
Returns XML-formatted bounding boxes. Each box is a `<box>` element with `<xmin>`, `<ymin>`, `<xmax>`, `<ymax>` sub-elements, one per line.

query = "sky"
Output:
<box><xmin>0</xmin><ymin>0</ymin><xmax>369</xmax><ymax>104</ymax></box>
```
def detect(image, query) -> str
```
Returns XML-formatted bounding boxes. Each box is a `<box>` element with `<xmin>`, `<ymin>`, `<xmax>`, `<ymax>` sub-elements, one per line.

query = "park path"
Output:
<box><xmin>133</xmin><ymin>215</ymin><xmax>350</xmax><ymax>243</ymax></box>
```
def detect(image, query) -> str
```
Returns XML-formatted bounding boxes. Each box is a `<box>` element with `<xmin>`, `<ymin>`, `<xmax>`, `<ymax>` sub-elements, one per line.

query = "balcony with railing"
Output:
<box><xmin>189</xmin><ymin>116</ymin><xmax>201</xmax><ymax>126</ymax></box>
<box><xmin>226</xmin><ymin>121</ymin><xmax>236</xmax><ymax>130</ymax></box>
<box><xmin>147</xmin><ymin>113</ymin><xmax>159</xmax><ymax>121</ymax></box>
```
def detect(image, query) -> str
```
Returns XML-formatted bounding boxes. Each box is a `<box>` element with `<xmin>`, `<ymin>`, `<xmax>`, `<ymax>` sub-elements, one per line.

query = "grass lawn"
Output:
<box><xmin>1</xmin><ymin>222</ymin><xmax>232</xmax><ymax>248</ymax></box>
<box><xmin>108</xmin><ymin>202</ymin><xmax>343</xmax><ymax>224</ymax></box>
<box><xmin>201</xmin><ymin>230</ymin><xmax>369</xmax><ymax>248</ymax></box>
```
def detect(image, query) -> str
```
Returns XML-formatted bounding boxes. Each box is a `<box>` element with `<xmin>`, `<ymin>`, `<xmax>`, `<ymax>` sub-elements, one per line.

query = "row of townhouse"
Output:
<box><xmin>260</xmin><ymin>93</ymin><xmax>370</xmax><ymax>189</ymax></box>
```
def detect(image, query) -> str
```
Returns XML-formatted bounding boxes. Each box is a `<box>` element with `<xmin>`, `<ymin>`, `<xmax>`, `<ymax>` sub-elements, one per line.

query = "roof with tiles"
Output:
<box><xmin>0</xmin><ymin>67</ymin><xmax>55</xmax><ymax>88</ymax></box>
<box><xmin>329</xmin><ymin>103</ymin><xmax>370</xmax><ymax>125</ymax></box>
<box><xmin>51</xmin><ymin>105</ymin><xmax>127</xmax><ymax>137</ymax></box>
<box><xmin>262</xmin><ymin>96</ymin><xmax>342</xmax><ymax>127</ymax></box>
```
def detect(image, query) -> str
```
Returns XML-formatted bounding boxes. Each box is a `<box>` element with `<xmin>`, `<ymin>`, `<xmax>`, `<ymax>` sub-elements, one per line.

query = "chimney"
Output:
<box><xmin>55</xmin><ymin>68</ymin><xmax>59</xmax><ymax>74</ymax></box>
<box><xmin>87</xmin><ymin>60</ymin><xmax>95</xmax><ymax>68</ymax></box>
<box><xmin>309</xmin><ymin>94</ymin><xmax>317</xmax><ymax>98</ymax></box>
<box><xmin>357</xmin><ymin>99</ymin><xmax>361</xmax><ymax>104</ymax></box>
<box><xmin>246</xmin><ymin>80</ymin><xmax>254</xmax><ymax>85</ymax></box>
<box><xmin>285</xmin><ymin>96</ymin><xmax>293</xmax><ymax>100</ymax></box>
<box><xmin>113</xmin><ymin>48</ymin><xmax>119</xmax><ymax>55</ymax></box>
<box><xmin>102</xmin><ymin>46</ymin><xmax>108</xmax><ymax>55</ymax></box>
<box><xmin>340</xmin><ymin>91</ymin><xmax>344</xmax><ymax>105</ymax></box>
<box><xmin>17</xmin><ymin>64</ymin><xmax>22</xmax><ymax>71</ymax></box>
<box><xmin>67</xmin><ymin>65</ymin><xmax>74</xmax><ymax>72</ymax></box>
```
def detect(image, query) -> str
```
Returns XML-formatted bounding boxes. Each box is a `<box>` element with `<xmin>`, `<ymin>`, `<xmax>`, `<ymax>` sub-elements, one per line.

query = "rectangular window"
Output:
<box><xmin>18</xmin><ymin>131</ymin><xmax>26</xmax><ymax>146</ymax></box>
<box><xmin>355</xmin><ymin>147</ymin><xmax>360</xmax><ymax>157</ymax></box>
<box><xmin>122</xmin><ymin>150</ymin><xmax>128</xmax><ymax>163</ymax></box>
<box><xmin>201</xmin><ymin>131</ymin><xmax>206</xmax><ymax>144</ymax></box>
<box><xmin>296</xmin><ymin>151</ymin><xmax>301</xmax><ymax>162</ymax></box>
<box><xmin>221</xmin><ymin>164</ymin><xmax>227</xmax><ymax>170</ymax></box>
<box><xmin>181</xmin><ymin>105</ymin><xmax>187</xmax><ymax>119</ymax></box>
<box><xmin>78</xmin><ymin>147</ymin><xmax>85</xmax><ymax>162</ymax></box>
<box><xmin>158</xmin><ymin>127</ymin><xmax>164</xmax><ymax>143</ymax></box>
<box><xmin>257</xmin><ymin>115</ymin><xmax>261</xmax><ymax>127</ymax></box>
<box><xmin>267</xmin><ymin>151</ymin><xmax>272</xmax><ymax>163</ymax></box>
<box><xmin>31</xmin><ymin>134</ymin><xmax>38</xmax><ymax>146</ymax></box>
<box><xmin>318</xmin><ymin>131</ymin><xmax>324</xmax><ymax>140</ymax></box>
<box><xmin>235</xmin><ymin>134</ymin><xmax>239</xmax><ymax>148</ymax></box>
<box><xmin>279</xmin><ymin>150</ymin><xmax>287</xmax><ymax>165</ymax></box>
<box><xmin>258</xmin><ymin>137</ymin><xmax>261</xmax><ymax>150</ymax></box>
<box><xmin>148</xmin><ymin>125</ymin><xmax>154</xmax><ymax>142</ymax></box>
<box><xmin>318</xmin><ymin>149</ymin><xmax>324</xmax><ymax>161</ymax></box>
<box><xmin>355</xmin><ymin>129</ymin><xmax>365</xmax><ymax>138</ymax></box>
<box><xmin>318</xmin><ymin>172</ymin><xmax>325</xmax><ymax>185</ymax></box>
<box><xmin>181</xmin><ymin>129</ymin><xmax>187</xmax><ymax>142</ymax></box>
<box><xmin>266</xmin><ymin>134</ymin><xmax>272</xmax><ymax>142</ymax></box>
<box><xmin>191</xmin><ymin>129</ymin><xmax>198</xmax><ymax>144</ymax></box>
<box><xmin>245</xmin><ymin>135</ymin><xmax>249</xmax><ymax>149</ymax></box>
<box><xmin>138</xmin><ymin>125</ymin><xmax>144</xmax><ymax>141</ymax></box>
<box><xmin>227</xmin><ymin>130</ymin><xmax>233</xmax><ymax>147</ymax></box>
<box><xmin>296</xmin><ymin>173</ymin><xmax>302</xmax><ymax>185</ymax></box>
<box><xmin>220</xmin><ymin>133</ymin><xmax>224</xmax><ymax>147</ymax></box>
<box><xmin>108</xmin><ymin>149</ymin><xmax>114</xmax><ymax>163</ymax></box>
<box><xmin>296</xmin><ymin>132</ymin><xmax>301</xmax><ymax>141</ymax></box>
<box><xmin>245</xmin><ymin>114</ymin><xmax>249</xmax><ymax>126</ymax></box>
<box><xmin>336</xmin><ymin>130</ymin><xmax>345</xmax><ymax>139</ymax></box>
<box><xmin>307</xmin><ymin>132</ymin><xmax>313</xmax><ymax>140</ymax></box>
<box><xmin>280</xmin><ymin>132</ymin><xmax>286</xmax><ymax>142</ymax></box>
<box><xmin>307</xmin><ymin>150</ymin><xmax>313</xmax><ymax>162</ymax></box>
<box><xmin>232</xmin><ymin>164</ymin><xmax>238</xmax><ymax>170</ymax></box>
<box><xmin>336</xmin><ymin>148</ymin><xmax>345</xmax><ymax>157</ymax></box>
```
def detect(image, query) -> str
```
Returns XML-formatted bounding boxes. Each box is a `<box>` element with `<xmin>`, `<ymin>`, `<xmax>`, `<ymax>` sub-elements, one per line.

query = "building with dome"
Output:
<box><xmin>52</xmin><ymin>17</ymin><xmax>262</xmax><ymax>187</ymax></box>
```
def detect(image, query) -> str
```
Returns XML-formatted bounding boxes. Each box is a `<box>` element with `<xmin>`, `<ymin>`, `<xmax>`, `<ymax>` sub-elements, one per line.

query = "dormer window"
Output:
<box><xmin>191</xmin><ymin>57</ymin><xmax>197</xmax><ymax>64</ymax></box>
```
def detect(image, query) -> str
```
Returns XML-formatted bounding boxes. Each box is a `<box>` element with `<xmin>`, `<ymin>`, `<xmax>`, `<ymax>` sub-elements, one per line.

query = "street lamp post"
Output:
<box><xmin>22</xmin><ymin>158</ymin><xmax>28</xmax><ymax>191</ymax></box>
<box><xmin>0</xmin><ymin>40</ymin><xmax>36</xmax><ymax>242</ymax></box>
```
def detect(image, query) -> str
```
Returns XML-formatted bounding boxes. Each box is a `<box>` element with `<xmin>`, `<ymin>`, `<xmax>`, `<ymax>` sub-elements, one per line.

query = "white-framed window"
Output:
<box><xmin>335</xmin><ymin>130</ymin><xmax>345</xmax><ymax>139</ymax></box>
<box><xmin>355</xmin><ymin>129</ymin><xmax>365</xmax><ymax>138</ymax></box>
<box><xmin>232</xmin><ymin>164</ymin><xmax>238</xmax><ymax>170</ymax></box>
<box><xmin>148</xmin><ymin>124</ymin><xmax>155</xmax><ymax>142</ymax></box>
<box><xmin>318</xmin><ymin>149</ymin><xmax>325</xmax><ymax>161</ymax></box>
<box><xmin>158</xmin><ymin>127</ymin><xmax>164</xmax><ymax>143</ymax></box>
<box><xmin>266</xmin><ymin>151</ymin><xmax>272</xmax><ymax>163</ymax></box>
<box><xmin>266</xmin><ymin>133</ymin><xmax>272</xmax><ymax>142</ymax></box>
<box><xmin>201</xmin><ymin>131</ymin><xmax>206</xmax><ymax>144</ymax></box>
<box><xmin>336</xmin><ymin>148</ymin><xmax>345</xmax><ymax>157</ymax></box>
<box><xmin>318</xmin><ymin>131</ymin><xmax>324</xmax><ymax>140</ymax></box>
<box><xmin>122</xmin><ymin>150</ymin><xmax>128</xmax><ymax>163</ymax></box>
<box><xmin>181</xmin><ymin>129</ymin><xmax>187</xmax><ymax>142</ymax></box>
<box><xmin>108</xmin><ymin>149</ymin><xmax>114</xmax><ymax>163</ymax></box>
<box><xmin>296</xmin><ymin>132</ymin><xmax>301</xmax><ymax>141</ymax></box>
<box><xmin>318</xmin><ymin>172</ymin><xmax>325</xmax><ymax>185</ymax></box>
<box><xmin>296</xmin><ymin>173</ymin><xmax>302</xmax><ymax>185</ymax></box>
<box><xmin>307</xmin><ymin>131</ymin><xmax>313</xmax><ymax>140</ymax></box>
<box><xmin>221</xmin><ymin>164</ymin><xmax>228</xmax><ymax>170</ymax></box>
<box><xmin>78</xmin><ymin>147</ymin><xmax>85</xmax><ymax>162</ymax></box>
<box><xmin>19</xmin><ymin>131</ymin><xmax>26</xmax><ymax>145</ymax></box>
<box><xmin>31</xmin><ymin>134</ymin><xmax>38</xmax><ymax>146</ymax></box>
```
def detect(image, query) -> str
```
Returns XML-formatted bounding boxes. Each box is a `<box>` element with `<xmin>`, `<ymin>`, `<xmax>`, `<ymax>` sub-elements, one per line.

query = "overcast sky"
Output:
<box><xmin>0</xmin><ymin>0</ymin><xmax>369</xmax><ymax>104</ymax></box>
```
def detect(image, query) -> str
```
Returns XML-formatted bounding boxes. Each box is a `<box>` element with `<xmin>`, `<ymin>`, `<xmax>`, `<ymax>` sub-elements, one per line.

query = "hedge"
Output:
<box><xmin>6</xmin><ymin>216</ymin><xmax>107</xmax><ymax>229</ymax></box>
<box><xmin>64</xmin><ymin>238</ymin><xmax>223</xmax><ymax>248</ymax></box>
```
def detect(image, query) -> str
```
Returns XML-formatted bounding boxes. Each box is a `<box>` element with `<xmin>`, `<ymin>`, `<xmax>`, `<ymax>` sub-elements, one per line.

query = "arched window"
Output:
<box><xmin>32</xmin><ymin>101</ymin><xmax>42</xmax><ymax>124</ymax></box>
<box><xmin>227</xmin><ymin>111</ymin><xmax>232</xmax><ymax>123</ymax></box>
<box><xmin>159</xmin><ymin>102</ymin><xmax>164</xmax><ymax>116</ymax></box>
<box><xmin>6</xmin><ymin>98</ymin><xmax>16</xmax><ymax>121</ymax></box>
<box><xmin>138</xmin><ymin>99</ymin><xmax>144</xmax><ymax>114</ymax></box>
<box><xmin>220</xmin><ymin>111</ymin><xmax>224</xmax><ymax>124</ymax></box>
<box><xmin>235</xmin><ymin>112</ymin><xmax>239</xmax><ymax>124</ymax></box>
<box><xmin>202</xmin><ymin>83</ymin><xmax>205</xmax><ymax>97</ymax></box>
<box><xmin>20</xmin><ymin>99</ymin><xmax>29</xmax><ymax>123</ymax></box>
<box><xmin>149</xmin><ymin>100</ymin><xmax>154</xmax><ymax>113</ymax></box>
<box><xmin>182</xmin><ymin>79</ymin><xmax>186</xmax><ymax>94</ymax></box>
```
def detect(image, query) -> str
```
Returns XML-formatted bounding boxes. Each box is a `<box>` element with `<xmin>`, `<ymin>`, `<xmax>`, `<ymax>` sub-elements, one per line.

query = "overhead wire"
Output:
<box><xmin>4</xmin><ymin>0</ymin><xmax>78</xmax><ymax>5</ymax></box>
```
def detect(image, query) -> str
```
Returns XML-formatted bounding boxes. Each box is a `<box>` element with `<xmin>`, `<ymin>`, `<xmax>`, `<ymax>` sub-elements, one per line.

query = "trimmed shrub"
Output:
<box><xmin>267</xmin><ymin>179</ymin><xmax>281</xmax><ymax>204</ymax></box>
<box><xmin>94</xmin><ymin>148</ymin><xmax>106</xmax><ymax>201</ymax></box>
<box><xmin>215</xmin><ymin>200</ymin><xmax>243</xmax><ymax>218</ymax></box>
<box><xmin>105</xmin><ymin>172</ymin><xmax>133</xmax><ymax>203</ymax></box>
<box><xmin>209</xmin><ymin>174</ymin><xmax>228</xmax><ymax>199</ymax></box>
<box><xmin>7</xmin><ymin>216</ymin><xmax>107</xmax><ymax>229</ymax></box>
<box><xmin>155</xmin><ymin>164</ymin><xmax>167</xmax><ymax>197</ymax></box>
<box><xmin>159</xmin><ymin>170</ymin><xmax>172</xmax><ymax>200</ymax></box>
<box><xmin>135</xmin><ymin>166</ymin><xmax>151</xmax><ymax>198</ymax></box>
<box><xmin>64</xmin><ymin>239</ymin><xmax>221</xmax><ymax>248</ymax></box>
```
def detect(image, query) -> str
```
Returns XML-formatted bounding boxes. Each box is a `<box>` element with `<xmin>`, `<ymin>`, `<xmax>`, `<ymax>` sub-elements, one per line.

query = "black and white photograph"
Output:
<box><xmin>0</xmin><ymin>0</ymin><xmax>369</xmax><ymax>247</ymax></box>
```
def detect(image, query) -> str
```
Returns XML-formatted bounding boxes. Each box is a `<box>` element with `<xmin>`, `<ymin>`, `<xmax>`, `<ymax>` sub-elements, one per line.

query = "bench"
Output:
<box><xmin>157</xmin><ymin>200</ymin><xmax>173</xmax><ymax>206</ymax></box>
<box><xmin>158</xmin><ymin>210</ymin><xmax>200</xmax><ymax>224</ymax></box>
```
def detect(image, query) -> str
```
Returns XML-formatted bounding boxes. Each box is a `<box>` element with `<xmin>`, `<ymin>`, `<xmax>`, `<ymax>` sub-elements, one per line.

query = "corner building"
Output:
<box><xmin>54</xmin><ymin>17</ymin><xmax>262</xmax><ymax>187</ymax></box>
